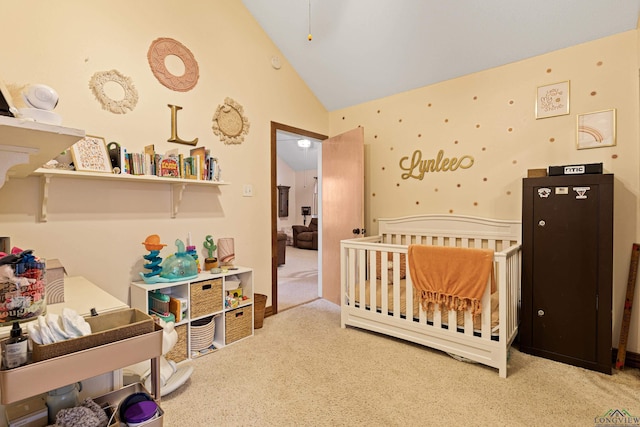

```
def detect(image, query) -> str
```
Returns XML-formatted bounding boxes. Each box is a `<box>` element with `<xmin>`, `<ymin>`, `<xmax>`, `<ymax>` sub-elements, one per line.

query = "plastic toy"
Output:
<box><xmin>139</xmin><ymin>237</ymin><xmax>197</xmax><ymax>284</ymax></box>
<box><xmin>186</xmin><ymin>245</ymin><xmax>200</xmax><ymax>273</ymax></box>
<box><xmin>203</xmin><ymin>235</ymin><xmax>218</xmax><ymax>270</ymax></box>
<box><xmin>141</xmin><ymin>235</ymin><xmax>166</xmax><ymax>278</ymax></box>
<box><xmin>159</xmin><ymin>239</ymin><xmax>197</xmax><ymax>281</ymax></box>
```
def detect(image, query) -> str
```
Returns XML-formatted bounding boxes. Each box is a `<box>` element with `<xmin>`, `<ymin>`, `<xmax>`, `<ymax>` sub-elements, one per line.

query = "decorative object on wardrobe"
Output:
<box><xmin>548</xmin><ymin>162</ymin><xmax>603</xmax><ymax>176</ymax></box>
<box><xmin>576</xmin><ymin>109</ymin><xmax>616</xmax><ymax>149</ymax></box>
<box><xmin>521</xmin><ymin>173</ymin><xmax>613</xmax><ymax>374</ymax></box>
<box><xmin>147</xmin><ymin>37</ymin><xmax>199</xmax><ymax>92</ymax></box>
<box><xmin>70</xmin><ymin>135</ymin><xmax>113</xmax><ymax>173</ymax></box>
<box><xmin>535</xmin><ymin>80</ymin><xmax>569</xmax><ymax>119</ymax></box>
<box><xmin>89</xmin><ymin>70</ymin><xmax>138</xmax><ymax>114</ymax></box>
<box><xmin>212</xmin><ymin>97</ymin><xmax>250</xmax><ymax>144</ymax></box>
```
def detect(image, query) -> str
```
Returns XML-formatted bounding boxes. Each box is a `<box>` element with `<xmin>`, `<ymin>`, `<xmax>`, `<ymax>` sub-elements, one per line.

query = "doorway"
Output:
<box><xmin>271</xmin><ymin>122</ymin><xmax>327</xmax><ymax>314</ymax></box>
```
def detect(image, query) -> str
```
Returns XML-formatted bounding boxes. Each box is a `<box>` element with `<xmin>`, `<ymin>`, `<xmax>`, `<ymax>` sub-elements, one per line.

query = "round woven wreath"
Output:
<box><xmin>212</xmin><ymin>97</ymin><xmax>250</xmax><ymax>144</ymax></box>
<box><xmin>147</xmin><ymin>37</ymin><xmax>199</xmax><ymax>92</ymax></box>
<box><xmin>89</xmin><ymin>70</ymin><xmax>138</xmax><ymax>114</ymax></box>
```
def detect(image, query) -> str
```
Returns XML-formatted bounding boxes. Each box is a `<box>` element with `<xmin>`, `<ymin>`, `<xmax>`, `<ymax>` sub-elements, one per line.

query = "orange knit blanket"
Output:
<box><xmin>408</xmin><ymin>245</ymin><xmax>494</xmax><ymax>315</ymax></box>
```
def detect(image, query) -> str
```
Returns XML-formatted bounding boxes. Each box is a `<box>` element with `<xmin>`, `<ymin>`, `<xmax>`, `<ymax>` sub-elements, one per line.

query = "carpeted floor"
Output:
<box><xmin>277</xmin><ymin>246</ymin><xmax>319</xmax><ymax>311</ymax></box>
<box><xmin>160</xmin><ymin>299</ymin><xmax>640</xmax><ymax>426</ymax></box>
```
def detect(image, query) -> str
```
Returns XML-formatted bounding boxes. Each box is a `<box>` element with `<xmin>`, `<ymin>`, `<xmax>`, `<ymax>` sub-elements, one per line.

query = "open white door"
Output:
<box><xmin>321</xmin><ymin>127</ymin><xmax>364</xmax><ymax>304</ymax></box>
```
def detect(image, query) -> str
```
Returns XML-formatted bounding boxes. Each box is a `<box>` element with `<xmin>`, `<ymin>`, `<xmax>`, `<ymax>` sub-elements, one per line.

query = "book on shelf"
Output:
<box><xmin>190</xmin><ymin>147</ymin><xmax>207</xmax><ymax>180</ymax></box>
<box><xmin>95</xmin><ymin>144</ymin><xmax>221</xmax><ymax>181</ymax></box>
<box><xmin>144</xmin><ymin>144</ymin><xmax>156</xmax><ymax>175</ymax></box>
<box><xmin>158</xmin><ymin>156</ymin><xmax>180</xmax><ymax>177</ymax></box>
<box><xmin>182</xmin><ymin>156</ymin><xmax>198</xmax><ymax>180</ymax></box>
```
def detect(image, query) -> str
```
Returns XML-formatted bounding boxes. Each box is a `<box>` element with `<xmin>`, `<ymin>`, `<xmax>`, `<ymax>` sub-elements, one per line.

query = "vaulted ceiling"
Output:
<box><xmin>243</xmin><ymin>1</ymin><xmax>640</xmax><ymax>112</ymax></box>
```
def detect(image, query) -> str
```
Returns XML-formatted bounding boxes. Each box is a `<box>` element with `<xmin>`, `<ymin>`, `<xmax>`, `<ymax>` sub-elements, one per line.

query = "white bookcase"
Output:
<box><xmin>130</xmin><ymin>268</ymin><xmax>253</xmax><ymax>362</ymax></box>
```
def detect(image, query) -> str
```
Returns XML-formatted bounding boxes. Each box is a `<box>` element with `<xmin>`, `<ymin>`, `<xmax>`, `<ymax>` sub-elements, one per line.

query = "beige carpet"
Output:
<box><xmin>277</xmin><ymin>246</ymin><xmax>319</xmax><ymax>311</ymax></box>
<box><xmin>160</xmin><ymin>299</ymin><xmax>640</xmax><ymax>426</ymax></box>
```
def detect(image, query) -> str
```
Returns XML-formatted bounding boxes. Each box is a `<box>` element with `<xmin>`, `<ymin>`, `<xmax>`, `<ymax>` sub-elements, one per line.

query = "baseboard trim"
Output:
<box><xmin>612</xmin><ymin>348</ymin><xmax>640</xmax><ymax>369</ymax></box>
<box><xmin>265</xmin><ymin>305</ymin><xmax>274</xmax><ymax>318</ymax></box>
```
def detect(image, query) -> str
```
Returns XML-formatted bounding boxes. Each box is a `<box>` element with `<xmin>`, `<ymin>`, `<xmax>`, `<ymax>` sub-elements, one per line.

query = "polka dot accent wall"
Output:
<box><xmin>329</xmin><ymin>31</ymin><xmax>635</xmax><ymax>232</ymax></box>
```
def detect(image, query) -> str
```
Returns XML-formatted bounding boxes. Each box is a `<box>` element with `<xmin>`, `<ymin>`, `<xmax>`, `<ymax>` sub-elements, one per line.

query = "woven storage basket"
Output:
<box><xmin>190</xmin><ymin>316</ymin><xmax>216</xmax><ymax>351</ymax></box>
<box><xmin>253</xmin><ymin>294</ymin><xmax>267</xmax><ymax>329</ymax></box>
<box><xmin>32</xmin><ymin>308</ymin><xmax>154</xmax><ymax>362</ymax></box>
<box><xmin>225</xmin><ymin>305</ymin><xmax>252</xmax><ymax>344</ymax></box>
<box><xmin>190</xmin><ymin>278</ymin><xmax>223</xmax><ymax>319</ymax></box>
<box><xmin>165</xmin><ymin>323</ymin><xmax>187</xmax><ymax>363</ymax></box>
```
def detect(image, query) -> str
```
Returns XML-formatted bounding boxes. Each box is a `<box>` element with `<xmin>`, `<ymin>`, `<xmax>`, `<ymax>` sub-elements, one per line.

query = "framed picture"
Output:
<box><xmin>577</xmin><ymin>109</ymin><xmax>617</xmax><ymax>150</ymax></box>
<box><xmin>535</xmin><ymin>81</ymin><xmax>570</xmax><ymax>119</ymax></box>
<box><xmin>70</xmin><ymin>135</ymin><xmax>113</xmax><ymax>173</ymax></box>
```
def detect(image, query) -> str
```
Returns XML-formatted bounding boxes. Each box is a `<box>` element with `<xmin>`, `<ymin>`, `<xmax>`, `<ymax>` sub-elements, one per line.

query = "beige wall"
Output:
<box><xmin>0</xmin><ymin>1</ymin><xmax>328</xmax><ymax>307</ymax></box>
<box><xmin>330</xmin><ymin>30</ymin><xmax>640</xmax><ymax>353</ymax></box>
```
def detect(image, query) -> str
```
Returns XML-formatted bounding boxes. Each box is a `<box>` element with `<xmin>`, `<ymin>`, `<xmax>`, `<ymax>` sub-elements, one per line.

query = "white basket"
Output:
<box><xmin>190</xmin><ymin>316</ymin><xmax>216</xmax><ymax>351</ymax></box>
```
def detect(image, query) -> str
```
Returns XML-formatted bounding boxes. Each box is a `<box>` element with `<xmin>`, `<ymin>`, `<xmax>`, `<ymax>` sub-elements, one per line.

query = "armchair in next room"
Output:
<box><xmin>292</xmin><ymin>218</ymin><xmax>318</xmax><ymax>250</ymax></box>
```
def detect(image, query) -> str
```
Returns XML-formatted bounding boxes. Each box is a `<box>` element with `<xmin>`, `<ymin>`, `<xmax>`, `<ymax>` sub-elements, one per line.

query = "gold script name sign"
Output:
<box><xmin>400</xmin><ymin>149</ymin><xmax>474</xmax><ymax>180</ymax></box>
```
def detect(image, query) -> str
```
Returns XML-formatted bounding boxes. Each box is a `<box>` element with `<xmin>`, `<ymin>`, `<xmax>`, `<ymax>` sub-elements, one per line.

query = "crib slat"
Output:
<box><xmin>369</xmin><ymin>248</ymin><xmax>377</xmax><ymax>312</ymax></box>
<box><xmin>392</xmin><ymin>252</ymin><xmax>401</xmax><ymax>318</ymax></box>
<box><xmin>358</xmin><ymin>248</ymin><xmax>367</xmax><ymax>312</ymax></box>
<box><xmin>432</xmin><ymin>305</ymin><xmax>441</xmax><ymax>328</ymax></box>
<box><xmin>481</xmin><ymin>275</ymin><xmax>492</xmax><ymax>339</ymax></box>
<box><xmin>463</xmin><ymin>310</ymin><xmax>473</xmax><ymax>336</ymax></box>
<box><xmin>404</xmin><ymin>251</ymin><xmax>414</xmax><ymax>321</ymax></box>
<box><xmin>347</xmin><ymin>247</ymin><xmax>356</xmax><ymax>306</ymax></box>
<box><xmin>448</xmin><ymin>310</ymin><xmax>457</xmax><ymax>332</ymax></box>
<box><xmin>381</xmin><ymin>251</ymin><xmax>389</xmax><ymax>315</ymax></box>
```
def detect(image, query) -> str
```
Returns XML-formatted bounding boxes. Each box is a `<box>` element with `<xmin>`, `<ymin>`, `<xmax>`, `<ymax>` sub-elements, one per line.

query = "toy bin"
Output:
<box><xmin>165</xmin><ymin>324</ymin><xmax>187</xmax><ymax>364</ymax></box>
<box><xmin>190</xmin><ymin>315</ymin><xmax>216</xmax><ymax>353</ymax></box>
<box><xmin>190</xmin><ymin>279</ymin><xmax>222</xmax><ymax>318</ymax></box>
<box><xmin>225</xmin><ymin>305</ymin><xmax>252</xmax><ymax>345</ymax></box>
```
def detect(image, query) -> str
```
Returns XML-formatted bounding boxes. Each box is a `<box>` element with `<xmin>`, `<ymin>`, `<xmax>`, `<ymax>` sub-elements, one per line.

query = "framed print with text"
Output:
<box><xmin>70</xmin><ymin>135</ymin><xmax>113</xmax><ymax>173</ymax></box>
<box><xmin>536</xmin><ymin>81</ymin><xmax>570</xmax><ymax>119</ymax></box>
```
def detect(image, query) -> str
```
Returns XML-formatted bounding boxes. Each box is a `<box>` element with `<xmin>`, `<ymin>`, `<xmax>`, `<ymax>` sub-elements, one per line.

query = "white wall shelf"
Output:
<box><xmin>0</xmin><ymin>116</ymin><xmax>85</xmax><ymax>189</ymax></box>
<box><xmin>31</xmin><ymin>168</ymin><xmax>229</xmax><ymax>222</ymax></box>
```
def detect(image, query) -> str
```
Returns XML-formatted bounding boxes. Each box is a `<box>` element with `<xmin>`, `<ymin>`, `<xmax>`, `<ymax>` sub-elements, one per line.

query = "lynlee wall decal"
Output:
<box><xmin>212</xmin><ymin>97</ymin><xmax>250</xmax><ymax>144</ymax></box>
<box><xmin>147</xmin><ymin>37</ymin><xmax>199</xmax><ymax>92</ymax></box>
<box><xmin>89</xmin><ymin>70</ymin><xmax>138</xmax><ymax>114</ymax></box>
<box><xmin>399</xmin><ymin>149</ymin><xmax>474</xmax><ymax>180</ymax></box>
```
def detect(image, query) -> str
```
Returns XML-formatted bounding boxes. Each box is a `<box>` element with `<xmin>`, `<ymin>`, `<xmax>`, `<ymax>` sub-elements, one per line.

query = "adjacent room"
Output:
<box><xmin>0</xmin><ymin>1</ymin><xmax>639</xmax><ymax>426</ymax></box>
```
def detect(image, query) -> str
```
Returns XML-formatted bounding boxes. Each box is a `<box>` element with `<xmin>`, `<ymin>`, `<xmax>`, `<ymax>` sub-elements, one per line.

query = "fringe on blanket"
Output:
<box><xmin>419</xmin><ymin>291</ymin><xmax>482</xmax><ymax>316</ymax></box>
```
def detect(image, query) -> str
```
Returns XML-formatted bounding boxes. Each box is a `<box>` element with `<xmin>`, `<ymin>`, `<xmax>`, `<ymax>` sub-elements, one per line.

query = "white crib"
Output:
<box><xmin>340</xmin><ymin>214</ymin><xmax>521</xmax><ymax>378</ymax></box>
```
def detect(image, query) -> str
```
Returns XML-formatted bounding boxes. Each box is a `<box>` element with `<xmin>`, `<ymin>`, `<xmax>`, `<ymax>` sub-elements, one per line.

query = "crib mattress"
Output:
<box><xmin>351</xmin><ymin>279</ymin><xmax>499</xmax><ymax>331</ymax></box>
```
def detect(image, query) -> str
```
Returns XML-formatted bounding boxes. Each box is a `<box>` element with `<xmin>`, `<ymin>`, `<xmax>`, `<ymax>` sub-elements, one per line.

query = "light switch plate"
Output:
<box><xmin>243</xmin><ymin>184</ymin><xmax>253</xmax><ymax>197</ymax></box>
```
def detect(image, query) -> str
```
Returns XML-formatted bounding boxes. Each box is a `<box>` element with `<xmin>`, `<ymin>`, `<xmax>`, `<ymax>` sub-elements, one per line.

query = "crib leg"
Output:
<box><xmin>498</xmin><ymin>365</ymin><xmax>507</xmax><ymax>378</ymax></box>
